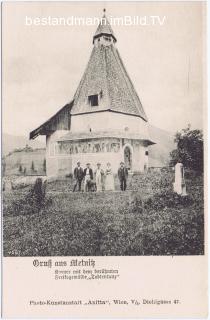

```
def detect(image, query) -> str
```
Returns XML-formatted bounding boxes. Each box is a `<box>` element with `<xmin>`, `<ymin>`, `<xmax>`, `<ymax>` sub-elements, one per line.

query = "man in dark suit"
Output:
<box><xmin>73</xmin><ymin>161</ymin><xmax>84</xmax><ymax>192</ymax></box>
<box><xmin>118</xmin><ymin>162</ymin><xmax>128</xmax><ymax>191</ymax></box>
<box><xmin>83</xmin><ymin>163</ymin><xmax>93</xmax><ymax>192</ymax></box>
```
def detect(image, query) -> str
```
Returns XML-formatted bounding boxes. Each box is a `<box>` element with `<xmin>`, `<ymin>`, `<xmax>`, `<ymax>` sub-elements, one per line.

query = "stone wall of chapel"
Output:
<box><xmin>46</xmin><ymin>130</ymin><xmax>68</xmax><ymax>177</ymax></box>
<box><xmin>71</xmin><ymin>112</ymin><xmax>149</xmax><ymax>137</ymax></box>
<box><xmin>45</xmin><ymin>130</ymin><xmax>149</xmax><ymax>176</ymax></box>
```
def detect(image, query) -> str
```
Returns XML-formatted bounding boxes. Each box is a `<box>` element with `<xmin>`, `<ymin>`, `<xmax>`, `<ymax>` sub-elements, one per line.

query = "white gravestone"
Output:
<box><xmin>173</xmin><ymin>163</ymin><xmax>187</xmax><ymax>196</ymax></box>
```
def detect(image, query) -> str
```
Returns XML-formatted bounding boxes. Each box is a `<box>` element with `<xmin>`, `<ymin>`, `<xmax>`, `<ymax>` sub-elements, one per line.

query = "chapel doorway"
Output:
<box><xmin>124</xmin><ymin>146</ymin><xmax>132</xmax><ymax>170</ymax></box>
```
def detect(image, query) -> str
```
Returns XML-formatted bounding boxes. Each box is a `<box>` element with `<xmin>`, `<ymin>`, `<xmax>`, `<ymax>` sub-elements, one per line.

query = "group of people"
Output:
<box><xmin>73</xmin><ymin>161</ymin><xmax>128</xmax><ymax>192</ymax></box>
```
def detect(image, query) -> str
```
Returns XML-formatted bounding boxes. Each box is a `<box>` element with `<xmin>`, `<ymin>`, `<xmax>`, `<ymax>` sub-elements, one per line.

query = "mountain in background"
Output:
<box><xmin>2</xmin><ymin>133</ymin><xmax>45</xmax><ymax>156</ymax></box>
<box><xmin>148</xmin><ymin>125</ymin><xmax>176</xmax><ymax>167</ymax></box>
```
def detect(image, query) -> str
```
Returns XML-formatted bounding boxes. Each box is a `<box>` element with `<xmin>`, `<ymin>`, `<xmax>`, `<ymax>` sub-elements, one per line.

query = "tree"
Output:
<box><xmin>31</xmin><ymin>161</ymin><xmax>35</xmax><ymax>172</ymax></box>
<box><xmin>19</xmin><ymin>164</ymin><xmax>23</xmax><ymax>173</ymax></box>
<box><xmin>170</xmin><ymin>125</ymin><xmax>203</xmax><ymax>172</ymax></box>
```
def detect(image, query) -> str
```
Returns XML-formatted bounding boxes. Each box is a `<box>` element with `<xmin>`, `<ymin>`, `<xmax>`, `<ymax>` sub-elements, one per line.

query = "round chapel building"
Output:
<box><xmin>30</xmin><ymin>12</ymin><xmax>155</xmax><ymax>176</ymax></box>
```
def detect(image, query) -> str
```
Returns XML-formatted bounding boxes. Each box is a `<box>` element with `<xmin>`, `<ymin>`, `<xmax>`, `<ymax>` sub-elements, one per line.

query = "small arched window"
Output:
<box><xmin>88</xmin><ymin>94</ymin><xmax>98</xmax><ymax>107</ymax></box>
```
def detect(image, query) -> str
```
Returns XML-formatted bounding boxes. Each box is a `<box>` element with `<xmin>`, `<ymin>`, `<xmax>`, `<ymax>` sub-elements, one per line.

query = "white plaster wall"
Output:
<box><xmin>46</xmin><ymin>132</ymin><xmax>122</xmax><ymax>176</ymax></box>
<box><xmin>45</xmin><ymin>128</ymin><xmax>149</xmax><ymax>177</ymax></box>
<box><xmin>71</xmin><ymin>112</ymin><xmax>149</xmax><ymax>137</ymax></box>
<box><xmin>144</xmin><ymin>147</ymin><xmax>149</xmax><ymax>170</ymax></box>
<box><xmin>46</xmin><ymin>130</ymin><xmax>69</xmax><ymax>177</ymax></box>
<box><xmin>46</xmin><ymin>151</ymin><xmax>123</xmax><ymax>176</ymax></box>
<box><xmin>138</xmin><ymin>145</ymin><xmax>147</xmax><ymax>171</ymax></box>
<box><xmin>69</xmin><ymin>144</ymin><xmax>147</xmax><ymax>174</ymax></box>
<box><xmin>132</xmin><ymin>143</ymin><xmax>140</xmax><ymax>171</ymax></box>
<box><xmin>128</xmin><ymin>143</ymin><xmax>147</xmax><ymax>172</ymax></box>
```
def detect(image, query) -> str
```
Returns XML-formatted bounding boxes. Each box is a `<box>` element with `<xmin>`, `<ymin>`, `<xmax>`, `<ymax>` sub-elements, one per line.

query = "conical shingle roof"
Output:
<box><xmin>30</xmin><ymin>12</ymin><xmax>150</xmax><ymax>141</ymax></box>
<box><xmin>71</xmin><ymin>27</ymin><xmax>148</xmax><ymax>121</ymax></box>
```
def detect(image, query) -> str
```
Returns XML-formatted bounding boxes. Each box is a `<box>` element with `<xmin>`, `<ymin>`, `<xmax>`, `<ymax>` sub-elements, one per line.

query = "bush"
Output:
<box><xmin>144</xmin><ymin>190</ymin><xmax>193</xmax><ymax>211</ymax></box>
<box><xmin>170</xmin><ymin>126</ymin><xmax>203</xmax><ymax>173</ymax></box>
<box><xmin>4</xmin><ymin>178</ymin><xmax>52</xmax><ymax>216</ymax></box>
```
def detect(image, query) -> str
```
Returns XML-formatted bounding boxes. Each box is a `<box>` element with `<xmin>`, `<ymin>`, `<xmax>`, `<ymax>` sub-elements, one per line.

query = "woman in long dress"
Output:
<box><xmin>104</xmin><ymin>163</ymin><xmax>115</xmax><ymax>191</ymax></box>
<box><xmin>95</xmin><ymin>163</ymin><xmax>104</xmax><ymax>192</ymax></box>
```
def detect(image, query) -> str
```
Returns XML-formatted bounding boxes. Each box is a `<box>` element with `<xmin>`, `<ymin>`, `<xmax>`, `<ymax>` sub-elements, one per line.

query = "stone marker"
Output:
<box><xmin>3</xmin><ymin>180</ymin><xmax>13</xmax><ymax>191</ymax></box>
<box><xmin>173</xmin><ymin>162</ymin><xmax>187</xmax><ymax>196</ymax></box>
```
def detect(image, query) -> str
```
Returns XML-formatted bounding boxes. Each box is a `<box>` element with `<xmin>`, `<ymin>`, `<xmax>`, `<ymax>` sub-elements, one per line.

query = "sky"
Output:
<box><xmin>2</xmin><ymin>1</ymin><xmax>206</xmax><ymax>140</ymax></box>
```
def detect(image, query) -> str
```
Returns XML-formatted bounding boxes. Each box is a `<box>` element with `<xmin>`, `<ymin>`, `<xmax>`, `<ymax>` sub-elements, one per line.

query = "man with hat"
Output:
<box><xmin>118</xmin><ymin>162</ymin><xmax>128</xmax><ymax>191</ymax></box>
<box><xmin>73</xmin><ymin>161</ymin><xmax>84</xmax><ymax>192</ymax></box>
<box><xmin>95</xmin><ymin>163</ymin><xmax>104</xmax><ymax>192</ymax></box>
<box><xmin>83</xmin><ymin>163</ymin><xmax>93</xmax><ymax>192</ymax></box>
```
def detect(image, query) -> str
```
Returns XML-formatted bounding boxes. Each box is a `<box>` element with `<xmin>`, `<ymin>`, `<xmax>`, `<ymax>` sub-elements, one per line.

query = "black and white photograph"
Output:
<box><xmin>2</xmin><ymin>2</ymin><xmax>206</xmax><ymax>257</ymax></box>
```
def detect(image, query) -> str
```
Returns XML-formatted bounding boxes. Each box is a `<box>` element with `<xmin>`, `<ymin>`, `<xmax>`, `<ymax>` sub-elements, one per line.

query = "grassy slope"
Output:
<box><xmin>4</xmin><ymin>149</ymin><xmax>46</xmax><ymax>175</ymax></box>
<box><xmin>3</xmin><ymin>171</ymin><xmax>204</xmax><ymax>256</ymax></box>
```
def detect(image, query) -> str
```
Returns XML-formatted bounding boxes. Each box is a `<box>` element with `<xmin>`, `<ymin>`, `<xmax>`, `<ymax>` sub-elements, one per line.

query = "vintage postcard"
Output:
<box><xmin>1</xmin><ymin>1</ymin><xmax>208</xmax><ymax>318</ymax></box>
